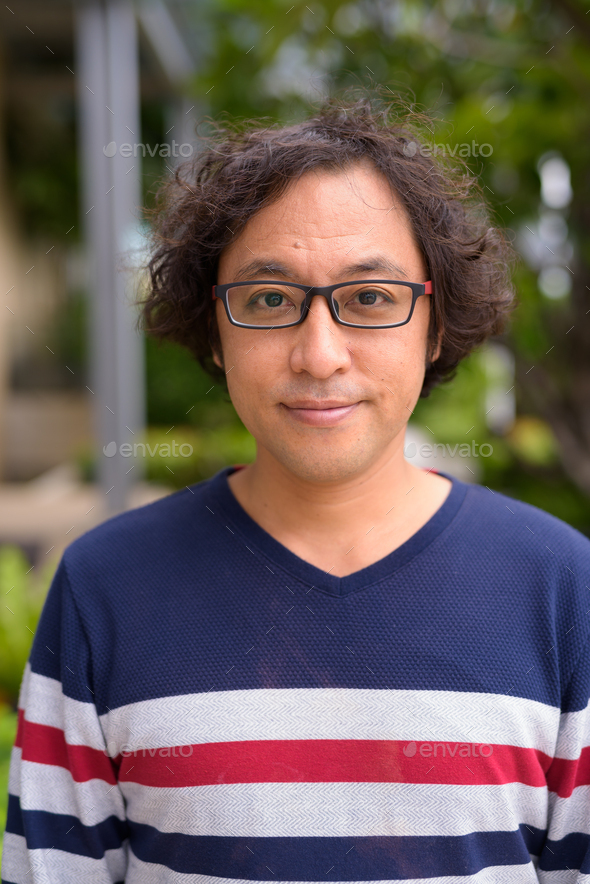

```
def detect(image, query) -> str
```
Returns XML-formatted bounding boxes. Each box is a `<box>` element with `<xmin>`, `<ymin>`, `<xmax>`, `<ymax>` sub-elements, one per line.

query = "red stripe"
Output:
<box><xmin>546</xmin><ymin>745</ymin><xmax>590</xmax><ymax>798</ymax></box>
<box><xmin>19</xmin><ymin>718</ymin><xmax>117</xmax><ymax>785</ymax></box>
<box><xmin>117</xmin><ymin>739</ymin><xmax>552</xmax><ymax>789</ymax></box>
<box><xmin>16</xmin><ymin>713</ymin><xmax>590</xmax><ymax>797</ymax></box>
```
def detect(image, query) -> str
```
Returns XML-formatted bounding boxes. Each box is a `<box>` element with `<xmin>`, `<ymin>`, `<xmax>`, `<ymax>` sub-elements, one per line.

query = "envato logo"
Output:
<box><xmin>104</xmin><ymin>741</ymin><xmax>194</xmax><ymax>758</ymax></box>
<box><xmin>103</xmin><ymin>140</ymin><xmax>194</xmax><ymax>158</ymax></box>
<box><xmin>403</xmin><ymin>141</ymin><xmax>493</xmax><ymax>159</ymax></box>
<box><xmin>404</xmin><ymin>441</ymin><xmax>493</xmax><ymax>458</ymax></box>
<box><xmin>102</xmin><ymin>441</ymin><xmax>194</xmax><ymax>458</ymax></box>
<box><xmin>403</xmin><ymin>741</ymin><xmax>493</xmax><ymax>758</ymax></box>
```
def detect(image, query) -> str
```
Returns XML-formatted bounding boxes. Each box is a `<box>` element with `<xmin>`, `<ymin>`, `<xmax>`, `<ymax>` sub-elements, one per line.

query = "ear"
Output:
<box><xmin>208</xmin><ymin>305</ymin><xmax>224</xmax><ymax>370</ymax></box>
<box><xmin>427</xmin><ymin>320</ymin><xmax>443</xmax><ymax>365</ymax></box>
<box><xmin>430</xmin><ymin>335</ymin><xmax>442</xmax><ymax>364</ymax></box>
<box><xmin>212</xmin><ymin>348</ymin><xmax>224</xmax><ymax>370</ymax></box>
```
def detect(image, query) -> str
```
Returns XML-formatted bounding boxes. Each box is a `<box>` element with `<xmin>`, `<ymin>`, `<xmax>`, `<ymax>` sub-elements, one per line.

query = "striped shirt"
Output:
<box><xmin>3</xmin><ymin>466</ymin><xmax>590</xmax><ymax>883</ymax></box>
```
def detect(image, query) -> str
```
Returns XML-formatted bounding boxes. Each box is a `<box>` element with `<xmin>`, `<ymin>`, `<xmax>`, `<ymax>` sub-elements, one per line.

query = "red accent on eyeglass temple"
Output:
<box><xmin>212</xmin><ymin>282</ymin><xmax>433</xmax><ymax>299</ymax></box>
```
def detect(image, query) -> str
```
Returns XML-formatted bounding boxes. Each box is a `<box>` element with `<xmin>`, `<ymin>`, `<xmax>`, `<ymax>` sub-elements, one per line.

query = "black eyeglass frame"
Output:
<box><xmin>211</xmin><ymin>279</ymin><xmax>433</xmax><ymax>330</ymax></box>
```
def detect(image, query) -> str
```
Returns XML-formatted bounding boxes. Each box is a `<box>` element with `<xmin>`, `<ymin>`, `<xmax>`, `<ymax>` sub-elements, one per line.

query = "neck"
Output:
<box><xmin>227</xmin><ymin>433</ymin><xmax>452</xmax><ymax>577</ymax></box>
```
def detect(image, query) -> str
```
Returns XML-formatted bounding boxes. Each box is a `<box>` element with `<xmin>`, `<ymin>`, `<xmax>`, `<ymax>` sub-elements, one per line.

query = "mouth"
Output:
<box><xmin>280</xmin><ymin>400</ymin><xmax>361</xmax><ymax>427</ymax></box>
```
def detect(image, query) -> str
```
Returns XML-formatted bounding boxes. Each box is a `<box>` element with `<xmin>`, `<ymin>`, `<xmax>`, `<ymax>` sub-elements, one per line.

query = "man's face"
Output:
<box><xmin>215</xmin><ymin>162</ymin><xmax>432</xmax><ymax>483</ymax></box>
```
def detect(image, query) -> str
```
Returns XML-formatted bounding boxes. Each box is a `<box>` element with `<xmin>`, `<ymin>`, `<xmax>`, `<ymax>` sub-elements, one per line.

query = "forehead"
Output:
<box><xmin>219</xmin><ymin>161</ymin><xmax>422</xmax><ymax>272</ymax></box>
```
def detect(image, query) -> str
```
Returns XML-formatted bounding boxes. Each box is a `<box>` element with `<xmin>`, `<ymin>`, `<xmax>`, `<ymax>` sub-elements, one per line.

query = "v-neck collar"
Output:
<box><xmin>205</xmin><ymin>466</ymin><xmax>468</xmax><ymax>598</ymax></box>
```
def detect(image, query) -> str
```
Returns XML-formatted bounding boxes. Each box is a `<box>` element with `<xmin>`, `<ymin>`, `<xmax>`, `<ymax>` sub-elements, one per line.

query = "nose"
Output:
<box><xmin>288</xmin><ymin>295</ymin><xmax>352</xmax><ymax>379</ymax></box>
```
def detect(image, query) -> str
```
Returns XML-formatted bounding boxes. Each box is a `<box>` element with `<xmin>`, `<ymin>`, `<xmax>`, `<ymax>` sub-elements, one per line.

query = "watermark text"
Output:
<box><xmin>404</xmin><ymin>441</ymin><xmax>493</xmax><ymax>459</ymax></box>
<box><xmin>103</xmin><ymin>140</ymin><xmax>193</xmax><ymax>158</ymax></box>
<box><xmin>102</xmin><ymin>441</ymin><xmax>194</xmax><ymax>458</ymax></box>
<box><xmin>403</xmin><ymin>141</ymin><xmax>493</xmax><ymax>158</ymax></box>
<box><xmin>403</xmin><ymin>741</ymin><xmax>493</xmax><ymax>758</ymax></box>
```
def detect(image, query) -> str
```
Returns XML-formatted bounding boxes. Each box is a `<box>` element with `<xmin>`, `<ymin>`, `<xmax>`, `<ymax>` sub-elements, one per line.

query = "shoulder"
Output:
<box><xmin>456</xmin><ymin>480</ymin><xmax>590</xmax><ymax>636</ymax></box>
<box><xmin>448</xmin><ymin>480</ymin><xmax>590</xmax><ymax>698</ymax></box>
<box><xmin>460</xmin><ymin>480</ymin><xmax>590</xmax><ymax>563</ymax></box>
<box><xmin>61</xmin><ymin>472</ymin><xmax>221</xmax><ymax>587</ymax></box>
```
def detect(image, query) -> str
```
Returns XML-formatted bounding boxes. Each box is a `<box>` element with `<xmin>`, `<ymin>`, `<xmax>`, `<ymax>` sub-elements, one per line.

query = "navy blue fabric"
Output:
<box><xmin>8</xmin><ymin>467</ymin><xmax>590</xmax><ymax>880</ymax></box>
<box><xmin>206</xmin><ymin>465</ymin><xmax>469</xmax><ymax>597</ymax></box>
<box><xmin>520</xmin><ymin>822</ymin><xmax>547</xmax><ymax>858</ymax></box>
<box><xmin>26</xmin><ymin>557</ymin><xmax>98</xmax><ymax>710</ymax></box>
<box><xmin>6</xmin><ymin>795</ymin><xmax>127</xmax><ymax>858</ymax></box>
<box><xmin>539</xmin><ymin>831</ymin><xmax>590</xmax><ymax>872</ymax></box>
<box><xmin>129</xmin><ymin>824</ymin><xmax>533</xmax><ymax>880</ymax></box>
<box><xmin>28</xmin><ymin>468</ymin><xmax>590</xmax><ymax>715</ymax></box>
<box><xmin>5</xmin><ymin>795</ymin><xmax>24</xmax><ymax>839</ymax></box>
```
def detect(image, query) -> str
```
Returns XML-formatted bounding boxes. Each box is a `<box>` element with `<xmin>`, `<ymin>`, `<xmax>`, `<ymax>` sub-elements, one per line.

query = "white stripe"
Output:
<box><xmin>539</xmin><ymin>875</ymin><xmax>590</xmax><ymax>883</ymax></box>
<box><xmin>0</xmin><ymin>832</ymin><xmax>128</xmax><ymax>884</ymax></box>
<box><xmin>99</xmin><ymin>687</ymin><xmax>560</xmax><ymax>757</ymax></box>
<box><xmin>125</xmin><ymin>855</ymin><xmax>540</xmax><ymax>884</ymax></box>
<box><xmin>548</xmin><ymin>784</ymin><xmax>590</xmax><ymax>840</ymax></box>
<box><xmin>17</xmin><ymin>758</ymin><xmax>126</xmax><ymax>826</ymax></box>
<box><xmin>554</xmin><ymin>702</ymin><xmax>590</xmax><ymax>760</ymax></box>
<box><xmin>8</xmin><ymin>744</ymin><xmax>22</xmax><ymax>798</ymax></box>
<box><xmin>121</xmin><ymin>780</ymin><xmax>548</xmax><ymax>838</ymax></box>
<box><xmin>22</xmin><ymin>666</ymin><xmax>107</xmax><ymax>751</ymax></box>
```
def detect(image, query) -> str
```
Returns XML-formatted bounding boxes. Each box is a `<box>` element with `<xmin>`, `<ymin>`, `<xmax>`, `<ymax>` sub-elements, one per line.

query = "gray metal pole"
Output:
<box><xmin>76</xmin><ymin>0</ymin><xmax>145</xmax><ymax>514</ymax></box>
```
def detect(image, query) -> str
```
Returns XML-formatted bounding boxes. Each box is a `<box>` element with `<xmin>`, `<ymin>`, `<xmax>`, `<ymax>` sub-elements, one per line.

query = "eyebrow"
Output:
<box><xmin>233</xmin><ymin>255</ymin><xmax>409</xmax><ymax>281</ymax></box>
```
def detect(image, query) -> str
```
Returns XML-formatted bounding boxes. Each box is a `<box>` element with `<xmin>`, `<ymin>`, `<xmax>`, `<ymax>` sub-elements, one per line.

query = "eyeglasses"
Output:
<box><xmin>212</xmin><ymin>279</ymin><xmax>433</xmax><ymax>330</ymax></box>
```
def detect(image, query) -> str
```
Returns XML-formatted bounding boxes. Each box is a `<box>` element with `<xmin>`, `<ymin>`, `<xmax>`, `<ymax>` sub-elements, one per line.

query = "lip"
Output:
<box><xmin>281</xmin><ymin>401</ymin><xmax>360</xmax><ymax>427</ymax></box>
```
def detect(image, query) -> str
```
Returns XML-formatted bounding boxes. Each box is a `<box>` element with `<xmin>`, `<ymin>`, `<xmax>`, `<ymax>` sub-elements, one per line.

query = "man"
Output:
<box><xmin>3</xmin><ymin>97</ymin><xmax>590</xmax><ymax>883</ymax></box>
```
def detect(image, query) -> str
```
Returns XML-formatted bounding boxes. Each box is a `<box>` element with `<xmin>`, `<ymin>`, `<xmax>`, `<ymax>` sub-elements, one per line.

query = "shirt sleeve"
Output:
<box><xmin>539</xmin><ymin>631</ymin><xmax>590</xmax><ymax>880</ymax></box>
<box><xmin>1</xmin><ymin>558</ymin><xmax>128</xmax><ymax>884</ymax></box>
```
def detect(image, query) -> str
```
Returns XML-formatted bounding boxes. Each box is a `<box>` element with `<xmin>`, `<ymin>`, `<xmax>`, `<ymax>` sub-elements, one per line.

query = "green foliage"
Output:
<box><xmin>50</xmin><ymin>291</ymin><xmax>88</xmax><ymax>383</ymax></box>
<box><xmin>0</xmin><ymin>549</ymin><xmax>54</xmax><ymax>852</ymax></box>
<box><xmin>143</xmin><ymin>424</ymin><xmax>256</xmax><ymax>488</ymax></box>
<box><xmin>76</xmin><ymin>422</ymin><xmax>255</xmax><ymax>489</ymax></box>
<box><xmin>141</xmin><ymin>100</ymin><xmax>169</xmax><ymax>211</ymax></box>
<box><xmin>4</xmin><ymin>95</ymin><xmax>170</xmax><ymax>240</ymax></box>
<box><xmin>481</xmin><ymin>454</ymin><xmax>590</xmax><ymax>534</ymax></box>
<box><xmin>139</xmin><ymin>338</ymin><xmax>252</xmax><ymax>487</ymax></box>
<box><xmin>145</xmin><ymin>336</ymin><xmax>234</xmax><ymax>427</ymax></box>
<box><xmin>506</xmin><ymin>416</ymin><xmax>558</xmax><ymax>467</ymax></box>
<box><xmin>0</xmin><ymin>547</ymin><xmax>53</xmax><ymax>707</ymax></box>
<box><xmin>414</xmin><ymin>354</ymin><xmax>490</xmax><ymax>447</ymax></box>
<box><xmin>415</xmin><ymin>355</ymin><xmax>590</xmax><ymax>534</ymax></box>
<box><xmin>5</xmin><ymin>98</ymin><xmax>78</xmax><ymax>240</ymax></box>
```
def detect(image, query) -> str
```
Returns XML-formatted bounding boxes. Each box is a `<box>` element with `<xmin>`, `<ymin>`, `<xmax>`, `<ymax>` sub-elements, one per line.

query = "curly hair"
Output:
<box><xmin>141</xmin><ymin>93</ymin><xmax>516</xmax><ymax>397</ymax></box>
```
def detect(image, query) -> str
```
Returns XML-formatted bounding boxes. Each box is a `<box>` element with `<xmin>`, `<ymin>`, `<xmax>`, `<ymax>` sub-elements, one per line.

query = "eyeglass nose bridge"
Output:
<box><xmin>298</xmin><ymin>285</ymin><xmax>342</xmax><ymax>323</ymax></box>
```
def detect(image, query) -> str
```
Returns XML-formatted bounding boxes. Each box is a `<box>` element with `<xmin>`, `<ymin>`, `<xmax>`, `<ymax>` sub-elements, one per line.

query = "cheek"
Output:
<box><xmin>224</xmin><ymin>335</ymin><xmax>282</xmax><ymax>418</ymax></box>
<box><xmin>362</xmin><ymin>328</ymin><xmax>427</xmax><ymax>377</ymax></box>
<box><xmin>225</xmin><ymin>365</ymin><xmax>258</xmax><ymax>434</ymax></box>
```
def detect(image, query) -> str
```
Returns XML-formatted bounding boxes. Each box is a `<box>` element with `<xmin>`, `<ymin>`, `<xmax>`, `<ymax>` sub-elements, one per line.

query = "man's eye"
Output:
<box><xmin>261</xmin><ymin>292</ymin><xmax>285</xmax><ymax>307</ymax></box>
<box><xmin>245</xmin><ymin>290</ymin><xmax>290</xmax><ymax>308</ymax></box>
<box><xmin>355</xmin><ymin>289</ymin><xmax>388</xmax><ymax>305</ymax></box>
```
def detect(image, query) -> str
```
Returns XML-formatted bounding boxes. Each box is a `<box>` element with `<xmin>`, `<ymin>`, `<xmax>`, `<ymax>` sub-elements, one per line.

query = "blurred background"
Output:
<box><xmin>1</xmin><ymin>0</ymin><xmax>590</xmax><ymax>842</ymax></box>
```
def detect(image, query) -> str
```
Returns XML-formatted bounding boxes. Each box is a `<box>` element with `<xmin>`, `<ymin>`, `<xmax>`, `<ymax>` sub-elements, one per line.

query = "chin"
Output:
<box><xmin>271</xmin><ymin>441</ymin><xmax>374</xmax><ymax>484</ymax></box>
